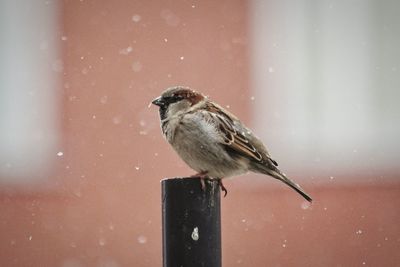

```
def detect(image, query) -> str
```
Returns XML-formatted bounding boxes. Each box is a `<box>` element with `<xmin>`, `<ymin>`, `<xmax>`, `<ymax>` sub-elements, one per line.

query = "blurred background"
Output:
<box><xmin>0</xmin><ymin>0</ymin><xmax>399</xmax><ymax>266</ymax></box>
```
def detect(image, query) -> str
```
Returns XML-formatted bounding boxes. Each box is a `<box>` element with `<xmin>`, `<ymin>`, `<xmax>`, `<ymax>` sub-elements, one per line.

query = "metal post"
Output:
<box><xmin>162</xmin><ymin>177</ymin><xmax>221</xmax><ymax>267</ymax></box>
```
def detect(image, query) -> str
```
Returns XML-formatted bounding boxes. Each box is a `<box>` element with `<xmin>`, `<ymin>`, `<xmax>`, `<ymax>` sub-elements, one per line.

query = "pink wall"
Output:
<box><xmin>0</xmin><ymin>1</ymin><xmax>399</xmax><ymax>266</ymax></box>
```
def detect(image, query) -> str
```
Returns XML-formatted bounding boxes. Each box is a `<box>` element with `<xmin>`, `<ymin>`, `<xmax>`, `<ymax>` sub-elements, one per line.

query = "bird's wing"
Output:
<box><xmin>195</xmin><ymin>102</ymin><xmax>313</xmax><ymax>202</ymax></box>
<box><xmin>202</xmin><ymin>102</ymin><xmax>278</xmax><ymax>166</ymax></box>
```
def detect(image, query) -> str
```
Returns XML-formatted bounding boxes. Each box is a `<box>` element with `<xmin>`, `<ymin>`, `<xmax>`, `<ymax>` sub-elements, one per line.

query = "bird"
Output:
<box><xmin>151</xmin><ymin>86</ymin><xmax>312</xmax><ymax>202</ymax></box>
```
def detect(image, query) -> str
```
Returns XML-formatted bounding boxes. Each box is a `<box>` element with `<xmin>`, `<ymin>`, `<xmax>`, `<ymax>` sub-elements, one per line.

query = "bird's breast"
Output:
<box><xmin>166</xmin><ymin>113</ymin><xmax>248</xmax><ymax>178</ymax></box>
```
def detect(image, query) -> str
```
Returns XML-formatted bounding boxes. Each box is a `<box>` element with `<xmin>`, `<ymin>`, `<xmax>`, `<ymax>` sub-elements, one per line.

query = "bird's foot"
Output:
<box><xmin>217</xmin><ymin>178</ymin><xmax>228</xmax><ymax>197</ymax></box>
<box><xmin>192</xmin><ymin>172</ymin><xmax>227</xmax><ymax>197</ymax></box>
<box><xmin>191</xmin><ymin>171</ymin><xmax>209</xmax><ymax>191</ymax></box>
<box><xmin>191</xmin><ymin>171</ymin><xmax>209</xmax><ymax>179</ymax></box>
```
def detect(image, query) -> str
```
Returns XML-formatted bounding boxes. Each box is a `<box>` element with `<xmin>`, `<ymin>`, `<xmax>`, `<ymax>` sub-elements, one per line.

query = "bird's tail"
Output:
<box><xmin>261</xmin><ymin>166</ymin><xmax>312</xmax><ymax>202</ymax></box>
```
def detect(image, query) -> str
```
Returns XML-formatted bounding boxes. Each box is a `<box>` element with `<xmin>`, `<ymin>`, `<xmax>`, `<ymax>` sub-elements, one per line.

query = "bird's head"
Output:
<box><xmin>151</xmin><ymin>86</ymin><xmax>205</xmax><ymax>120</ymax></box>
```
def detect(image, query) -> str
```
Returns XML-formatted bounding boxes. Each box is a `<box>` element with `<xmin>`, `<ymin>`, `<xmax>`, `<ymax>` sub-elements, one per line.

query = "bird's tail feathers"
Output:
<box><xmin>262</xmin><ymin>167</ymin><xmax>312</xmax><ymax>202</ymax></box>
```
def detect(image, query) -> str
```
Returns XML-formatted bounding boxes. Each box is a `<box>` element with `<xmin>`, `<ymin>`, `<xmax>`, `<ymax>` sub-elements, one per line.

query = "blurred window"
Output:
<box><xmin>0</xmin><ymin>0</ymin><xmax>61</xmax><ymax>184</ymax></box>
<box><xmin>251</xmin><ymin>0</ymin><xmax>400</xmax><ymax>180</ymax></box>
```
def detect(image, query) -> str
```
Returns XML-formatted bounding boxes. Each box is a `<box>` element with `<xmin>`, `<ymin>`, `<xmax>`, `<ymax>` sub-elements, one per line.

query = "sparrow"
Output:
<box><xmin>152</xmin><ymin>86</ymin><xmax>312</xmax><ymax>202</ymax></box>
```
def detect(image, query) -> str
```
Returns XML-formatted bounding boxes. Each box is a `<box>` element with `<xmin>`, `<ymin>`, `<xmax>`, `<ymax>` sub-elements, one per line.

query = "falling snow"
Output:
<box><xmin>52</xmin><ymin>59</ymin><xmax>64</xmax><ymax>72</ymax></box>
<box><xmin>160</xmin><ymin>9</ymin><xmax>180</xmax><ymax>27</ymax></box>
<box><xmin>132</xmin><ymin>14</ymin><xmax>142</xmax><ymax>23</ymax></box>
<box><xmin>100</xmin><ymin>95</ymin><xmax>108</xmax><ymax>104</ymax></box>
<box><xmin>137</xmin><ymin>235</ymin><xmax>147</xmax><ymax>244</ymax></box>
<box><xmin>119</xmin><ymin>46</ymin><xmax>133</xmax><ymax>55</ymax></box>
<box><xmin>301</xmin><ymin>201</ymin><xmax>311</xmax><ymax>210</ymax></box>
<box><xmin>112</xmin><ymin>116</ymin><xmax>122</xmax><ymax>125</ymax></box>
<box><xmin>132</xmin><ymin>61</ymin><xmax>142</xmax><ymax>72</ymax></box>
<box><xmin>81</xmin><ymin>67</ymin><xmax>89</xmax><ymax>75</ymax></box>
<box><xmin>98</xmin><ymin>237</ymin><xmax>106</xmax><ymax>246</ymax></box>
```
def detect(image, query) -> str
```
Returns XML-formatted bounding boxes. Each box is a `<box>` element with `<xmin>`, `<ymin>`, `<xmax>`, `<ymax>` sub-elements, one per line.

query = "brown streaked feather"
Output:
<box><xmin>202</xmin><ymin>102</ymin><xmax>276</xmax><ymax>165</ymax></box>
<box><xmin>230</xmin><ymin>137</ymin><xmax>263</xmax><ymax>162</ymax></box>
<box><xmin>170</xmin><ymin>87</ymin><xmax>204</xmax><ymax>106</ymax></box>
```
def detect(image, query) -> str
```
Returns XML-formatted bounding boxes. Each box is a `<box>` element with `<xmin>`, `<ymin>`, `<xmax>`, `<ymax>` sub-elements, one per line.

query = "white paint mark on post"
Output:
<box><xmin>191</xmin><ymin>227</ymin><xmax>199</xmax><ymax>241</ymax></box>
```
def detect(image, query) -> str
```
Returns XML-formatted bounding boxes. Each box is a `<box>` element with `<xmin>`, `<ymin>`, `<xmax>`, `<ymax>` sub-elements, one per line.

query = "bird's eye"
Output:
<box><xmin>173</xmin><ymin>95</ymin><xmax>184</xmax><ymax>101</ymax></box>
<box><xmin>164</xmin><ymin>95</ymin><xmax>183</xmax><ymax>104</ymax></box>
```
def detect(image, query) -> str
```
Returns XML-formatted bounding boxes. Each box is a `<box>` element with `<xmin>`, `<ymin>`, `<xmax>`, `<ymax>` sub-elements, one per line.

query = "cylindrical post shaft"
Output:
<box><xmin>162</xmin><ymin>177</ymin><xmax>221</xmax><ymax>267</ymax></box>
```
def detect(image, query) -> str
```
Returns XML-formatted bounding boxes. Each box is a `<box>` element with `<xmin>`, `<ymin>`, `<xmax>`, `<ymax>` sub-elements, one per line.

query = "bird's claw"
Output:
<box><xmin>194</xmin><ymin>172</ymin><xmax>228</xmax><ymax>197</ymax></box>
<box><xmin>217</xmin><ymin>179</ymin><xmax>228</xmax><ymax>197</ymax></box>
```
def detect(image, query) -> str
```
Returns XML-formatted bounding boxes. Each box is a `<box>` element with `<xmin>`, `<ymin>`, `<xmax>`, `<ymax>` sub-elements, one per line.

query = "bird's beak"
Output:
<box><xmin>151</xmin><ymin>96</ymin><xmax>165</xmax><ymax>107</ymax></box>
